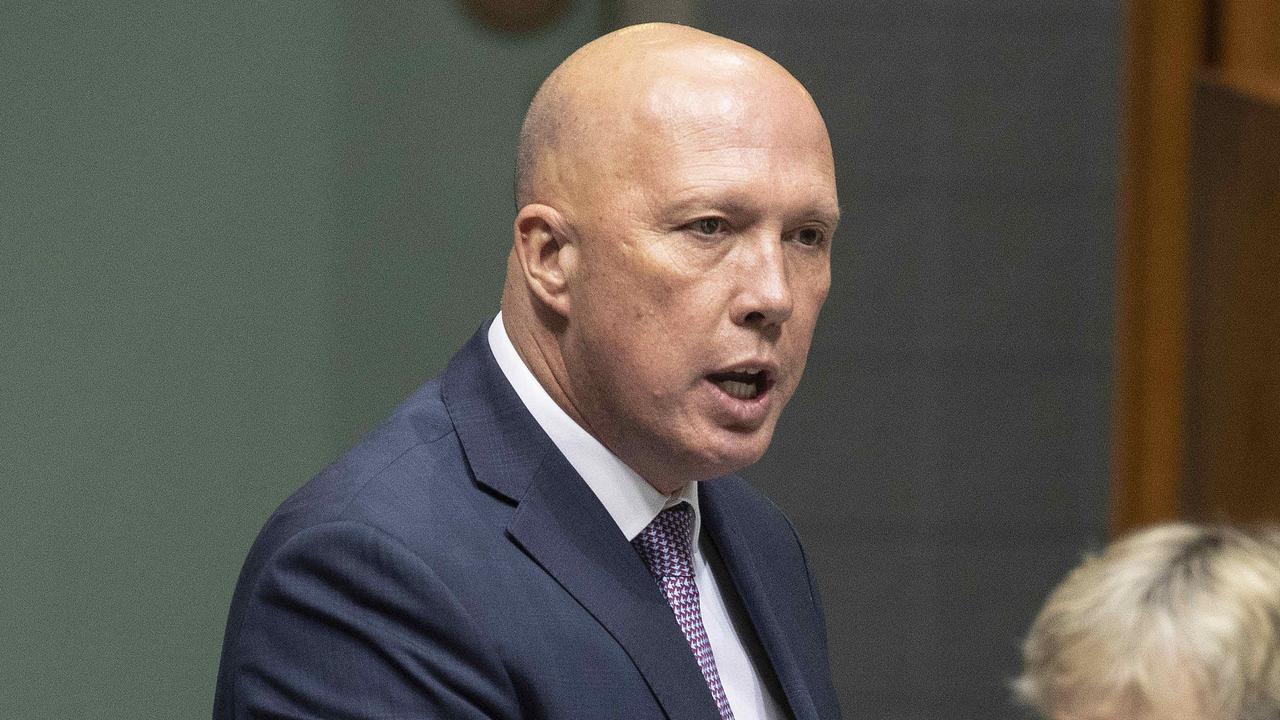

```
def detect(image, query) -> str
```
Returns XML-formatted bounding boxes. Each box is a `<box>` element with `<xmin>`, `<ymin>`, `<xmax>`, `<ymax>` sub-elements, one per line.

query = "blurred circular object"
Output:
<box><xmin>462</xmin><ymin>0</ymin><xmax>573</xmax><ymax>33</ymax></box>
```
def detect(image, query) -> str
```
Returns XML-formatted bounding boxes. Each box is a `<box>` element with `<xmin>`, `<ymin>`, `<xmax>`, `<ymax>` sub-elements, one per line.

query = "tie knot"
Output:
<box><xmin>632</xmin><ymin>503</ymin><xmax>695</xmax><ymax>578</ymax></box>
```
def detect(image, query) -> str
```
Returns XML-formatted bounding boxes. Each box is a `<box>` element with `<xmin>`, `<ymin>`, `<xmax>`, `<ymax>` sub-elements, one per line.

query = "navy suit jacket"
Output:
<box><xmin>213</xmin><ymin>325</ymin><xmax>841</xmax><ymax>719</ymax></box>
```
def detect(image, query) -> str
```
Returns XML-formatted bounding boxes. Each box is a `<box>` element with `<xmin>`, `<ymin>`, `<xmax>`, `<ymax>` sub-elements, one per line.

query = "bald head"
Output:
<box><xmin>513</xmin><ymin>23</ymin><xmax>828</xmax><ymax>210</ymax></box>
<box><xmin>500</xmin><ymin>24</ymin><xmax>837</xmax><ymax>490</ymax></box>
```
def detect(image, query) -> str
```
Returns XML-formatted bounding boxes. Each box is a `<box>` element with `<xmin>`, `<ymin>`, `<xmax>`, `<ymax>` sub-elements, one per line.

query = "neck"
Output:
<box><xmin>499</xmin><ymin>298</ymin><xmax>693</xmax><ymax>495</ymax></box>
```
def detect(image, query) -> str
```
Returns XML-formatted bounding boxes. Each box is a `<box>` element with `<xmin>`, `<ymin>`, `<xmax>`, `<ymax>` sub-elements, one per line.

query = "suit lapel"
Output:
<box><xmin>701</xmin><ymin>479</ymin><xmax>820</xmax><ymax>720</ymax></box>
<box><xmin>442</xmin><ymin>325</ymin><xmax>720</xmax><ymax>720</ymax></box>
<box><xmin>508</xmin><ymin>453</ymin><xmax>721</xmax><ymax>720</ymax></box>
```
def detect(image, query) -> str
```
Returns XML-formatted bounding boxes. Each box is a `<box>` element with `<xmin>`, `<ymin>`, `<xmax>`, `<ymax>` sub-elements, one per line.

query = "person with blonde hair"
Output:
<box><xmin>1016</xmin><ymin>523</ymin><xmax>1280</xmax><ymax>720</ymax></box>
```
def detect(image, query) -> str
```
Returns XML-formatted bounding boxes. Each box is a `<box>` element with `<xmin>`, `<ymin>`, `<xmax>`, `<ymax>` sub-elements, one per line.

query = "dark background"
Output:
<box><xmin>705</xmin><ymin>2</ymin><xmax>1120</xmax><ymax>717</ymax></box>
<box><xmin>1</xmin><ymin>1</ymin><xmax>1119</xmax><ymax>717</ymax></box>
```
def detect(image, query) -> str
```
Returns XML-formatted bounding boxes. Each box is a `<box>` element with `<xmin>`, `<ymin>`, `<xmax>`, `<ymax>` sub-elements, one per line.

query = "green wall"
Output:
<box><xmin>336</xmin><ymin>1</ymin><xmax>604</xmax><ymax>439</ymax></box>
<box><xmin>1</xmin><ymin>1</ymin><xmax>601</xmax><ymax>716</ymax></box>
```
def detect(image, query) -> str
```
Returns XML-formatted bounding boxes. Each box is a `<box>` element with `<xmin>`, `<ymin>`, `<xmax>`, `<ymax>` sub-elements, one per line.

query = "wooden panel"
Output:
<box><xmin>1216</xmin><ymin>0</ymin><xmax>1280</xmax><ymax>86</ymax></box>
<box><xmin>1185</xmin><ymin>74</ymin><xmax>1280</xmax><ymax>523</ymax></box>
<box><xmin>1111</xmin><ymin>0</ymin><xmax>1208</xmax><ymax>535</ymax></box>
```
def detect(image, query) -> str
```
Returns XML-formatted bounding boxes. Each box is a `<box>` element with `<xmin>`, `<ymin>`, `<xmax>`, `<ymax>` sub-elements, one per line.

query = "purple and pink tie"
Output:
<box><xmin>632</xmin><ymin>503</ymin><xmax>736</xmax><ymax>720</ymax></box>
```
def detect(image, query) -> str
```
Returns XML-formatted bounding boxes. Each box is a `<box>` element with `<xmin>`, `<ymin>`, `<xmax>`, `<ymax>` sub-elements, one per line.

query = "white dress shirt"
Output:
<box><xmin>488</xmin><ymin>313</ymin><xmax>786</xmax><ymax>720</ymax></box>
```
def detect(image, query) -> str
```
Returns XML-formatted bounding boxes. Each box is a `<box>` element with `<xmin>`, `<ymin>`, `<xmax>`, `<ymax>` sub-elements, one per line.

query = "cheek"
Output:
<box><xmin>802</xmin><ymin>262</ymin><xmax>832</xmax><ymax>306</ymax></box>
<box><xmin>787</xmin><ymin>274</ymin><xmax>831</xmax><ymax>346</ymax></box>
<box><xmin>785</xmin><ymin>287</ymin><xmax>825</xmax><ymax>344</ymax></box>
<box><xmin>622</xmin><ymin>280</ymin><xmax>713</xmax><ymax>344</ymax></box>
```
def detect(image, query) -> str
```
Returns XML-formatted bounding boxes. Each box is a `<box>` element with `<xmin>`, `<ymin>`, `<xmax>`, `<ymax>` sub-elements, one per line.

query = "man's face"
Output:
<box><xmin>558</xmin><ymin>72</ymin><xmax>839</xmax><ymax>488</ymax></box>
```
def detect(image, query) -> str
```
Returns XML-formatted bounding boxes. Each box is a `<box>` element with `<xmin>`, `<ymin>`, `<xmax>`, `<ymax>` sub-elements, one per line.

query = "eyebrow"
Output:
<box><xmin>666</xmin><ymin>193</ymin><xmax>842</xmax><ymax>227</ymax></box>
<box><xmin>812</xmin><ymin>203</ymin><xmax>842</xmax><ymax>227</ymax></box>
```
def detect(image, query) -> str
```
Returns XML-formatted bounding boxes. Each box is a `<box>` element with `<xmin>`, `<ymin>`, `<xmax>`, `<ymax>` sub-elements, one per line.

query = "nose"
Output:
<box><xmin>731</xmin><ymin>234</ymin><xmax>794</xmax><ymax>330</ymax></box>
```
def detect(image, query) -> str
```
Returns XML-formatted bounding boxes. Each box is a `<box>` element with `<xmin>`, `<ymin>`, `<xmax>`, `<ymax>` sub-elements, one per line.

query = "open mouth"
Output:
<box><xmin>707</xmin><ymin>369</ymin><xmax>772</xmax><ymax>401</ymax></box>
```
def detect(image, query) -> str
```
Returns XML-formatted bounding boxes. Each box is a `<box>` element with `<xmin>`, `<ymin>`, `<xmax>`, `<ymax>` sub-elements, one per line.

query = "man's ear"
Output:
<box><xmin>512</xmin><ymin>203</ymin><xmax>576</xmax><ymax>317</ymax></box>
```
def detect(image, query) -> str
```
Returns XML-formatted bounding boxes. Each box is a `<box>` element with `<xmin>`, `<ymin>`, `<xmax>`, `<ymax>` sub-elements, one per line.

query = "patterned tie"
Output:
<box><xmin>632</xmin><ymin>503</ymin><xmax>736</xmax><ymax>720</ymax></box>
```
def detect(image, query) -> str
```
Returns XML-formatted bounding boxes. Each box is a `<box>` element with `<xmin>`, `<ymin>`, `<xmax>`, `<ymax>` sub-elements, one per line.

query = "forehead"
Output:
<box><xmin>637</xmin><ymin>63</ymin><xmax>827</xmax><ymax>143</ymax></box>
<box><xmin>615</xmin><ymin>73</ymin><xmax>837</xmax><ymax>203</ymax></box>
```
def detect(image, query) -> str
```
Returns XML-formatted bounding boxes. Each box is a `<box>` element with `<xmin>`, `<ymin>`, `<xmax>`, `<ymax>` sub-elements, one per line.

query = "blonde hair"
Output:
<box><xmin>1015</xmin><ymin>523</ymin><xmax>1280</xmax><ymax>720</ymax></box>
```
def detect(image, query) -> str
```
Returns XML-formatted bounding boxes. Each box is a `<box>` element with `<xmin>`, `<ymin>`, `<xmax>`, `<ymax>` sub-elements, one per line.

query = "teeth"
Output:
<box><xmin>717</xmin><ymin>379</ymin><xmax>758</xmax><ymax>400</ymax></box>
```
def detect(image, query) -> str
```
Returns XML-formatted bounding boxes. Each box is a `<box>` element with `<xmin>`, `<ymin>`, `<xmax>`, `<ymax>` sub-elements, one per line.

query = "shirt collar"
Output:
<box><xmin>488</xmin><ymin>312</ymin><xmax>700</xmax><ymax>541</ymax></box>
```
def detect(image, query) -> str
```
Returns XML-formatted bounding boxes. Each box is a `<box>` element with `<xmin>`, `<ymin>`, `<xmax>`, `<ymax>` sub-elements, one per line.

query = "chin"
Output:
<box><xmin>688</xmin><ymin>431</ymin><xmax>774</xmax><ymax>480</ymax></box>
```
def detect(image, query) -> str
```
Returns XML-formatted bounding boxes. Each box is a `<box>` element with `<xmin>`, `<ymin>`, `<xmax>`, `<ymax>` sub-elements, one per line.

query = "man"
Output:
<box><xmin>214</xmin><ymin>23</ymin><xmax>842</xmax><ymax>720</ymax></box>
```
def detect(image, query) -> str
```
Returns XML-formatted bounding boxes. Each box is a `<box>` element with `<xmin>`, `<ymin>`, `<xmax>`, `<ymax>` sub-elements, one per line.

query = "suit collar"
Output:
<box><xmin>485</xmin><ymin>313</ymin><xmax>702</xmax><ymax>542</ymax></box>
<box><xmin>442</xmin><ymin>324</ymin><xmax>819</xmax><ymax>720</ymax></box>
<box><xmin>702</xmin><ymin>479</ymin><xmax>819</xmax><ymax>720</ymax></box>
<box><xmin>440</xmin><ymin>321</ymin><xmax>548</xmax><ymax>502</ymax></box>
<box><xmin>508</xmin><ymin>451</ymin><xmax>723</xmax><ymax>720</ymax></box>
<box><xmin>441</xmin><ymin>324</ymin><xmax>721</xmax><ymax>719</ymax></box>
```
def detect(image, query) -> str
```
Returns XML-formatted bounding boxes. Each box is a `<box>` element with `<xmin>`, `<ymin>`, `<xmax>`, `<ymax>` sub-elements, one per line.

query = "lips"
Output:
<box><xmin>706</xmin><ymin>367</ymin><xmax>773</xmax><ymax>401</ymax></box>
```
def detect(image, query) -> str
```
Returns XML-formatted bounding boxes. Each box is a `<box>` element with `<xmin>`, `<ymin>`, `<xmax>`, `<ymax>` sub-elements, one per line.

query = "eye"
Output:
<box><xmin>790</xmin><ymin>226</ymin><xmax>827</xmax><ymax>247</ymax></box>
<box><xmin>690</xmin><ymin>217</ymin><xmax>726</xmax><ymax>236</ymax></box>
